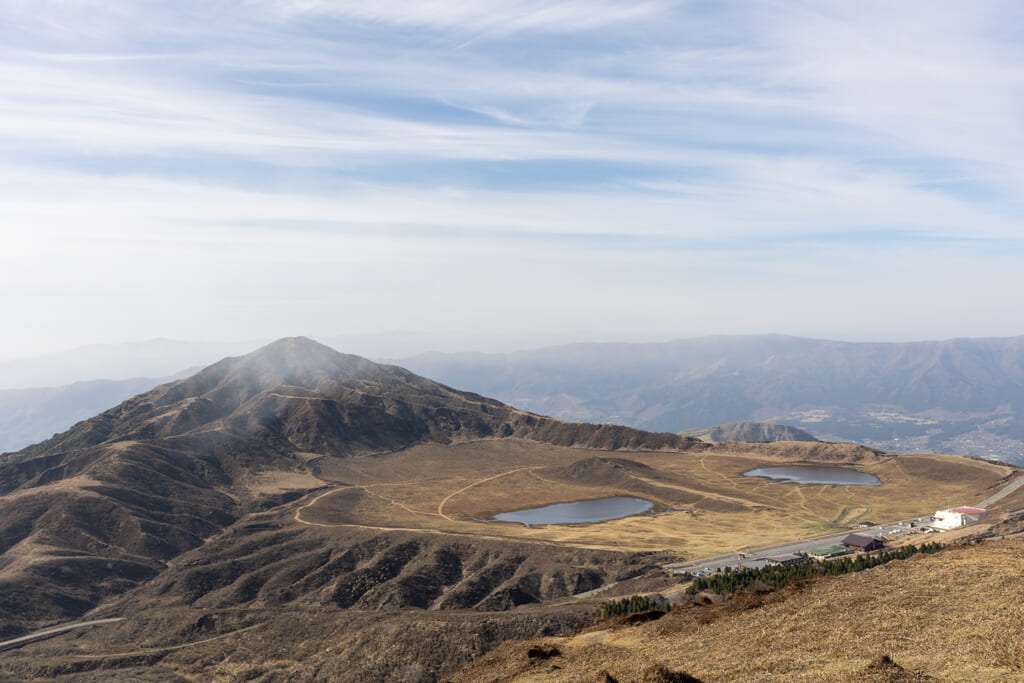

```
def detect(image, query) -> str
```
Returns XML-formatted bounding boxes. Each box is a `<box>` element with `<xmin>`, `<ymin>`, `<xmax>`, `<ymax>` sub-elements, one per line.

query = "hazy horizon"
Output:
<box><xmin>4</xmin><ymin>1</ymin><xmax>1024</xmax><ymax>359</ymax></box>
<box><xmin>2</xmin><ymin>327</ymin><xmax>1024</xmax><ymax>387</ymax></box>
<box><xmin>5</xmin><ymin>328</ymin><xmax>1024</xmax><ymax>369</ymax></box>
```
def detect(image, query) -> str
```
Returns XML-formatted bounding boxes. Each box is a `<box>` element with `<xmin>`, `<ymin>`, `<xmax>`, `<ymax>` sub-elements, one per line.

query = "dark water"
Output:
<box><xmin>491</xmin><ymin>496</ymin><xmax>655</xmax><ymax>526</ymax></box>
<box><xmin>744</xmin><ymin>465</ymin><xmax>881</xmax><ymax>486</ymax></box>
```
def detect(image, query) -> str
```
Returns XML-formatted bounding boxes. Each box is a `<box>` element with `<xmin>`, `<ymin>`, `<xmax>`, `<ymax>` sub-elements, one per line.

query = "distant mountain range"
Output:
<box><xmin>397</xmin><ymin>335</ymin><xmax>1024</xmax><ymax>463</ymax></box>
<box><xmin>0</xmin><ymin>373</ymin><xmax>193</xmax><ymax>454</ymax></box>
<box><xmin>0</xmin><ymin>339</ymin><xmax>256</xmax><ymax>390</ymax></box>
<box><xmin>0</xmin><ymin>331</ymin><xmax>496</xmax><ymax>391</ymax></box>
<box><xmin>5</xmin><ymin>334</ymin><xmax>1024</xmax><ymax>464</ymax></box>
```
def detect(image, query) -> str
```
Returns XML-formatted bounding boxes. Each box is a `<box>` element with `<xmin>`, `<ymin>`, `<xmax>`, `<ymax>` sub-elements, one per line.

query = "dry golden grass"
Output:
<box><xmin>246</xmin><ymin>470</ymin><xmax>325</xmax><ymax>495</ymax></box>
<box><xmin>297</xmin><ymin>438</ymin><xmax>1017</xmax><ymax>560</ymax></box>
<box><xmin>451</xmin><ymin>537</ymin><xmax>1024</xmax><ymax>682</ymax></box>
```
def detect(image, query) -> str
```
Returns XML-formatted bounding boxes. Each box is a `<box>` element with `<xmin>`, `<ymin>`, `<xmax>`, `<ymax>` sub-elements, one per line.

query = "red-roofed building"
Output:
<box><xmin>933</xmin><ymin>507</ymin><xmax>987</xmax><ymax>530</ymax></box>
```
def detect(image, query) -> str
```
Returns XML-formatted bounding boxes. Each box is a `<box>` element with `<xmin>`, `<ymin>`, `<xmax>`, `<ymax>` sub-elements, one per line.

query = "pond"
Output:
<box><xmin>743</xmin><ymin>465</ymin><xmax>881</xmax><ymax>486</ymax></box>
<box><xmin>491</xmin><ymin>496</ymin><xmax>655</xmax><ymax>527</ymax></box>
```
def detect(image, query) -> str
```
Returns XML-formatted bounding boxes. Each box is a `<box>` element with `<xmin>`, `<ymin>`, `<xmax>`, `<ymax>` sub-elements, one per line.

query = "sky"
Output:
<box><xmin>2</xmin><ymin>0</ymin><xmax>1024</xmax><ymax>360</ymax></box>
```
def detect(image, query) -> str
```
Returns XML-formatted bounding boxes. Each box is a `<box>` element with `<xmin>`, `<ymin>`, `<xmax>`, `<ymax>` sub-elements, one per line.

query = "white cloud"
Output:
<box><xmin>757</xmin><ymin>2</ymin><xmax>1024</xmax><ymax>189</ymax></box>
<box><xmin>261</xmin><ymin>0</ymin><xmax>673</xmax><ymax>34</ymax></box>
<box><xmin>1</xmin><ymin>0</ymin><xmax>1024</xmax><ymax>357</ymax></box>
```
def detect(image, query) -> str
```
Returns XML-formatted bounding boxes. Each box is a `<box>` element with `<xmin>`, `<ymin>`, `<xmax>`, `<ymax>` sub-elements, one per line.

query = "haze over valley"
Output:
<box><xmin>399</xmin><ymin>334</ymin><xmax>1024</xmax><ymax>464</ymax></box>
<box><xmin>7</xmin><ymin>334</ymin><xmax>1024</xmax><ymax>466</ymax></box>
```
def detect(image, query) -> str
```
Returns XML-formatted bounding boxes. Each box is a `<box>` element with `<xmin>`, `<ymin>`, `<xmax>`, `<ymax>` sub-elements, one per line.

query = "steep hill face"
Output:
<box><xmin>111</xmin><ymin>523</ymin><xmax>667</xmax><ymax>616</ymax></box>
<box><xmin>0</xmin><ymin>338</ymin><xmax>702</xmax><ymax>636</ymax></box>
<box><xmin>683</xmin><ymin>421</ymin><xmax>819</xmax><ymax>443</ymax></box>
<box><xmin>398</xmin><ymin>335</ymin><xmax>1024</xmax><ymax>462</ymax></box>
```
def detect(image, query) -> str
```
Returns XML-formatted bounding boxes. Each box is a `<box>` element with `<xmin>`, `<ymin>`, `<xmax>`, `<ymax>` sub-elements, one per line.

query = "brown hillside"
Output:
<box><xmin>451</xmin><ymin>537</ymin><xmax>1024</xmax><ymax>682</ymax></box>
<box><xmin>111</xmin><ymin>522</ymin><xmax>670</xmax><ymax>615</ymax></box>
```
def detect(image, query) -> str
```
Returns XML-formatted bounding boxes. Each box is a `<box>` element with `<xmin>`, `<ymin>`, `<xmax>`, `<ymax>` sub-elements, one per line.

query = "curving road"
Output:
<box><xmin>0</xmin><ymin>618</ymin><xmax>124</xmax><ymax>651</ymax></box>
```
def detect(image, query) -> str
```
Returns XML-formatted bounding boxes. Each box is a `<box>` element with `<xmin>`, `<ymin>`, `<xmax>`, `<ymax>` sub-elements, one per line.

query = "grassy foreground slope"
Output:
<box><xmin>453</xmin><ymin>536</ymin><xmax>1024</xmax><ymax>682</ymax></box>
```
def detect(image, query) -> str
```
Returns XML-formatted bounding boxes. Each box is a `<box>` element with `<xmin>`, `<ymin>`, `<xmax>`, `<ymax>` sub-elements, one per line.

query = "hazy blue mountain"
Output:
<box><xmin>398</xmin><ymin>335</ymin><xmax>1024</xmax><ymax>463</ymax></box>
<box><xmin>0</xmin><ymin>339</ymin><xmax>266</xmax><ymax>390</ymax></box>
<box><xmin>0</xmin><ymin>372</ymin><xmax>192</xmax><ymax>454</ymax></box>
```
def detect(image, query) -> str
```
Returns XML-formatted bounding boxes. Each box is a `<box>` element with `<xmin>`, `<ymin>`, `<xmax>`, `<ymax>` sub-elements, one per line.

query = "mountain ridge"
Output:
<box><xmin>0</xmin><ymin>337</ymin><xmax>704</xmax><ymax>636</ymax></box>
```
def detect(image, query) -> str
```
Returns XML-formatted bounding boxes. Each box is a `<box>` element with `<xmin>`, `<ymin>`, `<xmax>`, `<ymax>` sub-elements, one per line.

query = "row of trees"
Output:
<box><xmin>601</xmin><ymin>594</ymin><xmax>661</xmax><ymax>619</ymax></box>
<box><xmin>687</xmin><ymin>542</ymin><xmax>944</xmax><ymax>595</ymax></box>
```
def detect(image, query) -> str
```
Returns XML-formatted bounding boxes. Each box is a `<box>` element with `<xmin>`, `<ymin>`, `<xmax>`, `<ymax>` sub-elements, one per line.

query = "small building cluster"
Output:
<box><xmin>932</xmin><ymin>507</ymin><xmax>987</xmax><ymax>530</ymax></box>
<box><xmin>842</xmin><ymin>533</ymin><xmax>885</xmax><ymax>552</ymax></box>
<box><xmin>664</xmin><ymin>510</ymin><xmax>978</xmax><ymax>578</ymax></box>
<box><xmin>808</xmin><ymin>544</ymin><xmax>851</xmax><ymax>560</ymax></box>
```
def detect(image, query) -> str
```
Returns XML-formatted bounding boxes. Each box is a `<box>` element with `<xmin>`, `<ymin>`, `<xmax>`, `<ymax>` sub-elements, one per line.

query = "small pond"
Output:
<box><xmin>491</xmin><ymin>496</ymin><xmax>654</xmax><ymax>527</ymax></box>
<box><xmin>743</xmin><ymin>465</ymin><xmax>881</xmax><ymax>486</ymax></box>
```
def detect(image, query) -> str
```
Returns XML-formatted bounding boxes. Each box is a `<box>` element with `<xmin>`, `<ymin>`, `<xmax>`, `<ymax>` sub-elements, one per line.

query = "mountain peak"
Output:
<box><xmin>244</xmin><ymin>336</ymin><xmax>346</xmax><ymax>363</ymax></box>
<box><xmin>244</xmin><ymin>335</ymin><xmax>342</xmax><ymax>364</ymax></box>
<box><xmin>211</xmin><ymin>336</ymin><xmax>384</xmax><ymax>389</ymax></box>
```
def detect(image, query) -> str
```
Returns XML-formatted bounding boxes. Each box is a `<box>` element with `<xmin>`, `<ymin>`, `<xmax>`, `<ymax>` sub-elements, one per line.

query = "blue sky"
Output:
<box><xmin>2</xmin><ymin>0</ymin><xmax>1023</xmax><ymax>358</ymax></box>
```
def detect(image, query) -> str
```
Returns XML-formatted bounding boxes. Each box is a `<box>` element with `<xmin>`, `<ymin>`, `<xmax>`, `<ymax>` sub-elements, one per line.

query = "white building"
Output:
<box><xmin>932</xmin><ymin>507</ymin><xmax>987</xmax><ymax>530</ymax></box>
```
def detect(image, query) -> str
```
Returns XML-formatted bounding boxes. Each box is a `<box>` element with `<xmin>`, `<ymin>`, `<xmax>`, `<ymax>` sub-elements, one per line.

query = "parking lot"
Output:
<box><xmin>664</xmin><ymin>515</ymin><xmax>942</xmax><ymax>577</ymax></box>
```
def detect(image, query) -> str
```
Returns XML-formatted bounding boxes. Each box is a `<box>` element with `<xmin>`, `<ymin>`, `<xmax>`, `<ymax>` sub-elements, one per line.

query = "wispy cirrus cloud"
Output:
<box><xmin>261</xmin><ymin>0</ymin><xmax>673</xmax><ymax>33</ymax></box>
<box><xmin>1</xmin><ymin>0</ymin><xmax>1024</xmax><ymax>358</ymax></box>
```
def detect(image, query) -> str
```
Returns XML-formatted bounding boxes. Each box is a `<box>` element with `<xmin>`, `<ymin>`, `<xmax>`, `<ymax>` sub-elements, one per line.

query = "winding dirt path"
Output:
<box><xmin>293</xmin><ymin>486</ymin><xmax>351</xmax><ymax>525</ymax></box>
<box><xmin>436</xmin><ymin>466</ymin><xmax>540</xmax><ymax>521</ymax></box>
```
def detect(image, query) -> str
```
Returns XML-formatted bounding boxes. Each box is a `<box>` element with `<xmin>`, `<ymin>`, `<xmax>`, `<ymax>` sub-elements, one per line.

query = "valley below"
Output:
<box><xmin>294</xmin><ymin>439</ymin><xmax>1012</xmax><ymax>560</ymax></box>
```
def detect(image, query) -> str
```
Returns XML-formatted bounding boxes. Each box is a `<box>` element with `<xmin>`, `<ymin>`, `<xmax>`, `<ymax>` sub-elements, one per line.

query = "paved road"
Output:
<box><xmin>662</xmin><ymin>517</ymin><xmax>932</xmax><ymax>576</ymax></box>
<box><xmin>0</xmin><ymin>618</ymin><xmax>124</xmax><ymax>651</ymax></box>
<box><xmin>977</xmin><ymin>474</ymin><xmax>1024</xmax><ymax>508</ymax></box>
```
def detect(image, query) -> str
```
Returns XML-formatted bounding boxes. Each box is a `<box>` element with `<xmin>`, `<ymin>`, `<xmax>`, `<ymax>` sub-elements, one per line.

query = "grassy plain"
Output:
<box><xmin>299</xmin><ymin>438</ymin><xmax>1016</xmax><ymax>560</ymax></box>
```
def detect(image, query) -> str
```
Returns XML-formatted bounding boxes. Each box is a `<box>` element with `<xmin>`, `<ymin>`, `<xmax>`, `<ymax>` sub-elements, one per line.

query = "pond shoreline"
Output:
<box><xmin>489</xmin><ymin>496</ymin><xmax>655</xmax><ymax>527</ymax></box>
<box><xmin>744</xmin><ymin>465</ymin><xmax>881</xmax><ymax>486</ymax></box>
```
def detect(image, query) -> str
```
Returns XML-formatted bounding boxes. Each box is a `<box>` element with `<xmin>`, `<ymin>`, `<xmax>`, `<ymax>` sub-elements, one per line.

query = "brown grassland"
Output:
<box><xmin>0</xmin><ymin>437</ymin><xmax>1018</xmax><ymax>681</ymax></box>
<box><xmin>451</xmin><ymin>536</ymin><xmax>1024</xmax><ymax>682</ymax></box>
<box><xmin>300</xmin><ymin>438</ymin><xmax>1015</xmax><ymax>561</ymax></box>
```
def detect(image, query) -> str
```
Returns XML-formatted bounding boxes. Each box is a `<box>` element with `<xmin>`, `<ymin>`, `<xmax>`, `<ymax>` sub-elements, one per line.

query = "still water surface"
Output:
<box><xmin>492</xmin><ymin>496</ymin><xmax>654</xmax><ymax>526</ymax></box>
<box><xmin>744</xmin><ymin>465</ymin><xmax>881</xmax><ymax>486</ymax></box>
